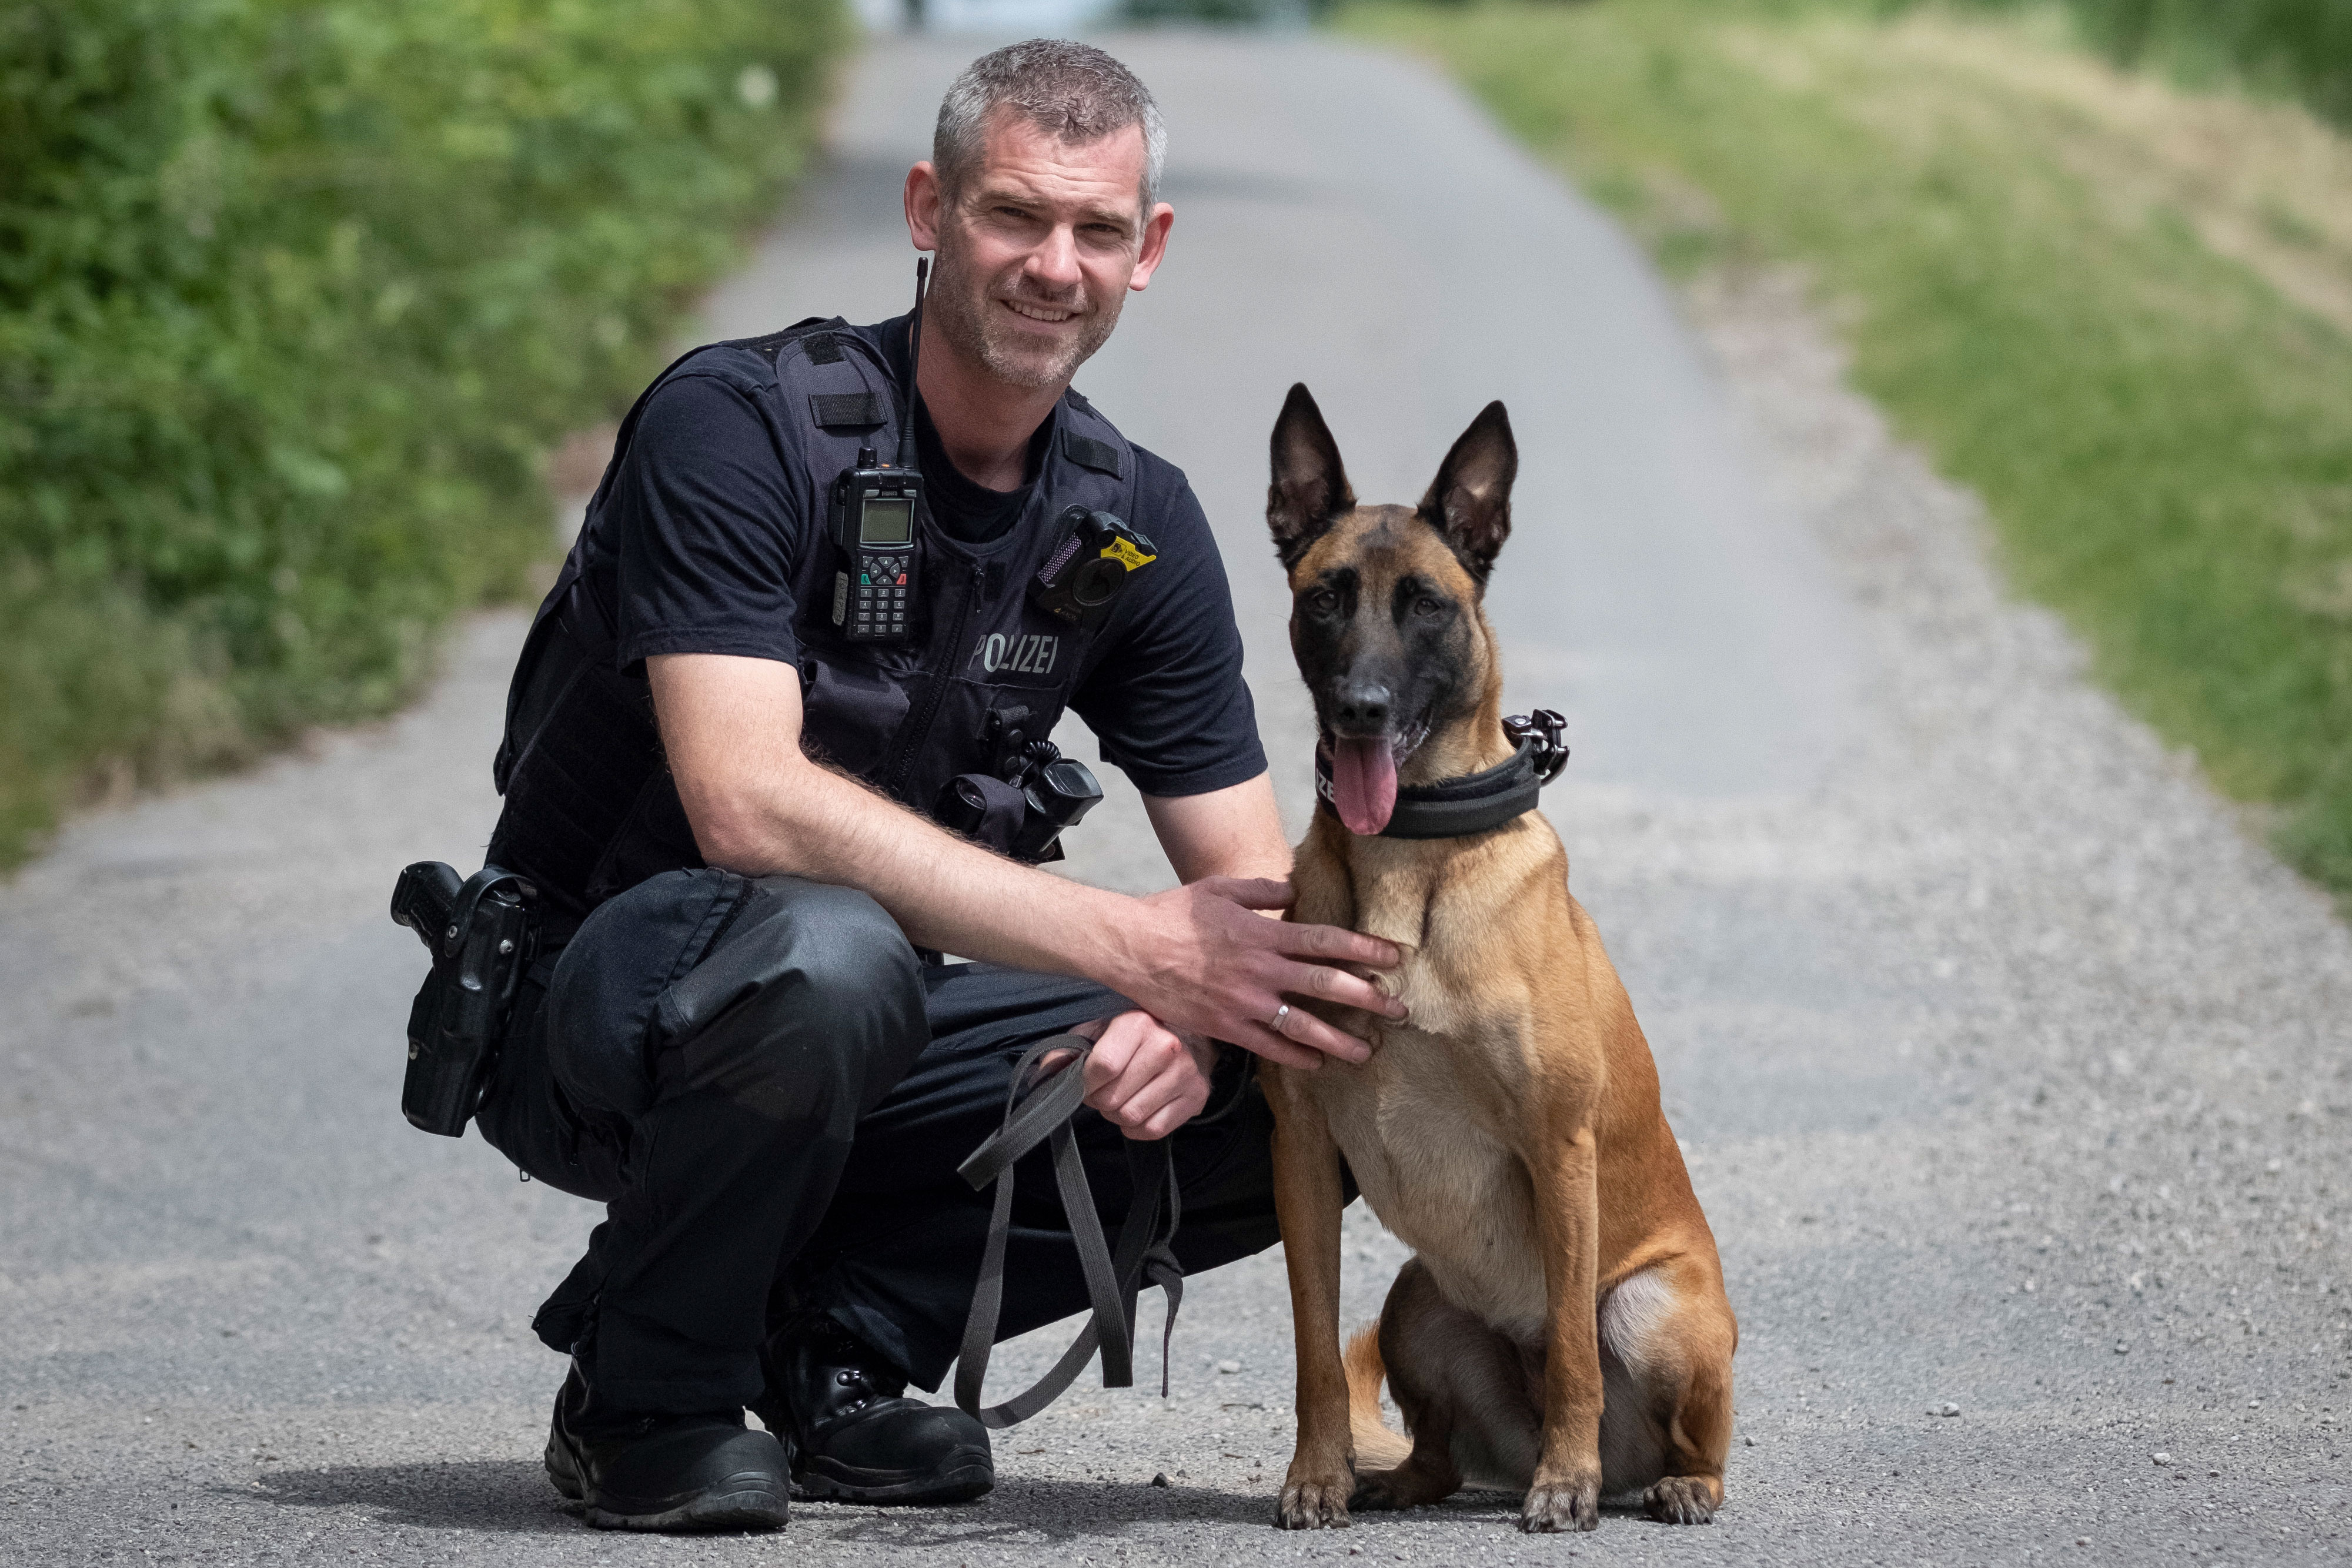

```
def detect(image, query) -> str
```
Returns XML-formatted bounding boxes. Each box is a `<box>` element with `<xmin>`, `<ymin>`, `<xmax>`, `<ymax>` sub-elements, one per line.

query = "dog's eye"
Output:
<box><xmin>1304</xmin><ymin>589</ymin><xmax>1339</xmax><ymax>615</ymax></box>
<box><xmin>1414</xmin><ymin>595</ymin><xmax>1444</xmax><ymax>617</ymax></box>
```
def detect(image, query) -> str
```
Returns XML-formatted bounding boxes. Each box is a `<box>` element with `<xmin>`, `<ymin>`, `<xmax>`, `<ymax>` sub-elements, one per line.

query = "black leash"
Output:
<box><xmin>953</xmin><ymin>1034</ymin><xmax>1184</xmax><ymax>1430</ymax></box>
<box><xmin>1314</xmin><ymin>709</ymin><xmax>1571</xmax><ymax>840</ymax></box>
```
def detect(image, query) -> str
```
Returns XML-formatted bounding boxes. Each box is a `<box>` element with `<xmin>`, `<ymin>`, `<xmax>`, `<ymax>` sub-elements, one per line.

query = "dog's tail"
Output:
<box><xmin>1345</xmin><ymin>1324</ymin><xmax>1412</xmax><ymax>1469</ymax></box>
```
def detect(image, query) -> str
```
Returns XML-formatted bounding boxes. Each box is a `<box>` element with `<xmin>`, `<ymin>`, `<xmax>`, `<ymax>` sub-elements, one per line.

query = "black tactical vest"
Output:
<box><xmin>486</xmin><ymin>317</ymin><xmax>1138</xmax><ymax>927</ymax></box>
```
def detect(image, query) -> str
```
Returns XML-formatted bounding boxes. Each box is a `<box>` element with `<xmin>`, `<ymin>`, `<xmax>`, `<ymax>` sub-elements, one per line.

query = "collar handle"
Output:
<box><xmin>1314</xmin><ymin>708</ymin><xmax>1571</xmax><ymax>840</ymax></box>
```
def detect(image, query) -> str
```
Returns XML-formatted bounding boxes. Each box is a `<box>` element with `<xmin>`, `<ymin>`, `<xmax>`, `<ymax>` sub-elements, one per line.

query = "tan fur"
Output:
<box><xmin>1265</xmin><ymin>502</ymin><xmax>1738</xmax><ymax>1533</ymax></box>
<box><xmin>1344</xmin><ymin>1327</ymin><xmax>1411</xmax><ymax>1470</ymax></box>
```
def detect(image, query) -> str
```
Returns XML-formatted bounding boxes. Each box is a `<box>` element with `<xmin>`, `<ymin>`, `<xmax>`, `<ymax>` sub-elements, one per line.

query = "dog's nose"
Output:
<box><xmin>1331</xmin><ymin>681</ymin><xmax>1392</xmax><ymax>733</ymax></box>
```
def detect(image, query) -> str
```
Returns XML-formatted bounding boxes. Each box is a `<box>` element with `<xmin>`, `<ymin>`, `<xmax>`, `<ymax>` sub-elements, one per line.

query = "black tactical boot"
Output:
<box><xmin>753</xmin><ymin>1316</ymin><xmax>993</xmax><ymax>1503</ymax></box>
<box><xmin>544</xmin><ymin>1361</ymin><xmax>791</xmax><ymax>1532</ymax></box>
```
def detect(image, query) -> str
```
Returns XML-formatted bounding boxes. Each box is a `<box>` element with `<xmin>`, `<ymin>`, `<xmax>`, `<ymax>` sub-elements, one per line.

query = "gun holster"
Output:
<box><xmin>390</xmin><ymin>862</ymin><xmax>540</xmax><ymax>1137</ymax></box>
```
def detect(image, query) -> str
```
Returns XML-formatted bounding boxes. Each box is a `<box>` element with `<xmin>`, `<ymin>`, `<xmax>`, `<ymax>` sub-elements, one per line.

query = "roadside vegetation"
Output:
<box><xmin>0</xmin><ymin>0</ymin><xmax>841</xmax><ymax>868</ymax></box>
<box><xmin>2027</xmin><ymin>0</ymin><xmax>2352</xmax><ymax>129</ymax></box>
<box><xmin>1345</xmin><ymin>0</ymin><xmax>2352</xmax><ymax>898</ymax></box>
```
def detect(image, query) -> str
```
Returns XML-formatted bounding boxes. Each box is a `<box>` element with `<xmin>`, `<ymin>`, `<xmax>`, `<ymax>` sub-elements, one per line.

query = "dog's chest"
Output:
<box><xmin>1305</xmin><ymin>959</ymin><xmax>1550</xmax><ymax>1335</ymax></box>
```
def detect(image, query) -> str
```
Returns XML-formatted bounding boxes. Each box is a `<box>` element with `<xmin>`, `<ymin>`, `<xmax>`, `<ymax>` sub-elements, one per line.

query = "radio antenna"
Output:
<box><xmin>897</xmin><ymin>256</ymin><xmax>928</xmax><ymax>473</ymax></box>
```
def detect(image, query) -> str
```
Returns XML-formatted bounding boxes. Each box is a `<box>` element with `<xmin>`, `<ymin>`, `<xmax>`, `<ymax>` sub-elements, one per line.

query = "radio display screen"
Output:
<box><xmin>860</xmin><ymin>496</ymin><xmax>914</xmax><ymax>546</ymax></box>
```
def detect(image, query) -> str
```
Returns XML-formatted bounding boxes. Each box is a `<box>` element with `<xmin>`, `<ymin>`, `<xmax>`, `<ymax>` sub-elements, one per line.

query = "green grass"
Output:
<box><xmin>1344</xmin><ymin>0</ymin><xmax>2352</xmax><ymax>898</ymax></box>
<box><xmin>0</xmin><ymin>0</ymin><xmax>841</xmax><ymax>870</ymax></box>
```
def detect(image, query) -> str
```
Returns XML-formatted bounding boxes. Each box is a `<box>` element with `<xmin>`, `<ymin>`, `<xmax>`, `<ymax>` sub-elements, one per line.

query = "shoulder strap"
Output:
<box><xmin>774</xmin><ymin>326</ymin><xmax>897</xmax><ymax>437</ymax></box>
<box><xmin>1053</xmin><ymin>390</ymin><xmax>1135</xmax><ymax>499</ymax></box>
<box><xmin>953</xmin><ymin>1034</ymin><xmax>1184</xmax><ymax>1429</ymax></box>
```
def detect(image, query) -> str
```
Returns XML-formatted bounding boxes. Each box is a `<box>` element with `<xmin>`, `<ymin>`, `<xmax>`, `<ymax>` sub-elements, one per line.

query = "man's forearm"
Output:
<box><xmin>650</xmin><ymin>653</ymin><xmax>1398</xmax><ymax>1066</ymax></box>
<box><xmin>652</xmin><ymin>651</ymin><xmax>1137</xmax><ymax>981</ymax></box>
<box><xmin>701</xmin><ymin>755</ymin><xmax>1146</xmax><ymax>982</ymax></box>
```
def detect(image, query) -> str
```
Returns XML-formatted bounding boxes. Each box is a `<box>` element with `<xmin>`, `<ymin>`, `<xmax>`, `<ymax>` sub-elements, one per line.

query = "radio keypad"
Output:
<box><xmin>850</xmin><ymin>553</ymin><xmax>910</xmax><ymax>641</ymax></box>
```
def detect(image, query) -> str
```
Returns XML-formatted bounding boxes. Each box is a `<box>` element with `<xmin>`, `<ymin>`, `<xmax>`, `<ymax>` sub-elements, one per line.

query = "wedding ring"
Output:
<box><xmin>1268</xmin><ymin>1003</ymin><xmax>1292</xmax><ymax>1032</ymax></box>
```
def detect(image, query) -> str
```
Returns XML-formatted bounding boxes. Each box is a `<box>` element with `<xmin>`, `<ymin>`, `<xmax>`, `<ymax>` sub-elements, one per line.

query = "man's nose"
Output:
<box><xmin>1024</xmin><ymin>225</ymin><xmax>1084</xmax><ymax>293</ymax></box>
<box><xmin>1331</xmin><ymin>680</ymin><xmax>1392</xmax><ymax>733</ymax></box>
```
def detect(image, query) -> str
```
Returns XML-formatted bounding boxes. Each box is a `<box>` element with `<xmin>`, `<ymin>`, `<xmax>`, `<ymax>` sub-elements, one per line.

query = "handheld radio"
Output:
<box><xmin>830</xmin><ymin>259</ymin><xmax>930</xmax><ymax>644</ymax></box>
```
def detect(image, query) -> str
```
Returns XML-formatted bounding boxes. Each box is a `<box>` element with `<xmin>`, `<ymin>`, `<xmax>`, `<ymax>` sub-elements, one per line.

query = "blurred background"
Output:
<box><xmin>3</xmin><ymin>0</ymin><xmax>2348</xmax><ymax>900</ymax></box>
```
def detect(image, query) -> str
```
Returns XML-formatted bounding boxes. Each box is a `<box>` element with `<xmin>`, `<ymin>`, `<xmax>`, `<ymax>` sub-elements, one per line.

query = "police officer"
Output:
<box><xmin>472</xmin><ymin>41</ymin><xmax>1404</xmax><ymax>1532</ymax></box>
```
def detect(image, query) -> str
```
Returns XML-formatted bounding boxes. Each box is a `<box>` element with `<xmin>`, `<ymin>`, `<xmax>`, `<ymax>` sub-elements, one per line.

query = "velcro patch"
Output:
<box><xmin>810</xmin><ymin>392</ymin><xmax>885</xmax><ymax>428</ymax></box>
<box><xmin>1061</xmin><ymin>432</ymin><xmax>1122</xmax><ymax>478</ymax></box>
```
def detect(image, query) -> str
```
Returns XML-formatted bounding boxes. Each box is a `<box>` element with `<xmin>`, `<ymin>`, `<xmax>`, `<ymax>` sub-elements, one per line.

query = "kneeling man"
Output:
<box><xmin>473</xmin><ymin>39</ymin><xmax>1402</xmax><ymax>1531</ymax></box>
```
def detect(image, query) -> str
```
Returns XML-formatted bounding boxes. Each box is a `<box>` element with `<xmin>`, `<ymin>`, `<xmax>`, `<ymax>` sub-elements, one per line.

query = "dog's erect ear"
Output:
<box><xmin>1418</xmin><ymin>401</ymin><xmax>1517</xmax><ymax>584</ymax></box>
<box><xmin>1267</xmin><ymin>383</ymin><xmax>1355</xmax><ymax>571</ymax></box>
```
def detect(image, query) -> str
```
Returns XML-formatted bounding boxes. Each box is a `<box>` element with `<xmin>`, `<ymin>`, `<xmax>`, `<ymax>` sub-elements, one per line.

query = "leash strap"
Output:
<box><xmin>953</xmin><ymin>1033</ymin><xmax>1185</xmax><ymax>1430</ymax></box>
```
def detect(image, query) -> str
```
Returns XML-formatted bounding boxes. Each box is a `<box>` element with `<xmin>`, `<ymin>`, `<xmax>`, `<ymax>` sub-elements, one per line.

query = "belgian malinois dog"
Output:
<box><xmin>1258</xmin><ymin>386</ymin><xmax>1737</xmax><ymax>1533</ymax></box>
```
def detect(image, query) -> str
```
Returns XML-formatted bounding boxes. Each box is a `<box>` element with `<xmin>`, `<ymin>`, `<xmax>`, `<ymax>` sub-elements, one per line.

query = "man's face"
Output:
<box><xmin>908</xmin><ymin>110</ymin><xmax>1174</xmax><ymax>393</ymax></box>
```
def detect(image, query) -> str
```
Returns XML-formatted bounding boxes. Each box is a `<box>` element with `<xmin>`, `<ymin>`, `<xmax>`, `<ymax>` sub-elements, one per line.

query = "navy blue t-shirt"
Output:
<box><xmin>587</xmin><ymin>316</ymin><xmax>1267</xmax><ymax>800</ymax></box>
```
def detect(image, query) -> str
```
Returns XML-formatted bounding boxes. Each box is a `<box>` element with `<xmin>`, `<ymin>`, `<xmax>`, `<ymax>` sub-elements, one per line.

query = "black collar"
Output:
<box><xmin>1315</xmin><ymin>711</ymin><xmax>1569</xmax><ymax>840</ymax></box>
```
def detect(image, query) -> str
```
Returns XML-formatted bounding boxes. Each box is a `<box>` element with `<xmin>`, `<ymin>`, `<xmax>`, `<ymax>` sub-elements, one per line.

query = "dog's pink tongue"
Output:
<box><xmin>1331</xmin><ymin>738</ymin><xmax>1398</xmax><ymax>836</ymax></box>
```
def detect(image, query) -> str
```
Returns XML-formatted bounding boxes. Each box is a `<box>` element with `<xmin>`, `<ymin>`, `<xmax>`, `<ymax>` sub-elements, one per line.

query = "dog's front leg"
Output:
<box><xmin>1264</xmin><ymin>1064</ymin><xmax>1353</xmax><ymax>1529</ymax></box>
<box><xmin>1523</xmin><ymin>1122</ymin><xmax>1603</xmax><ymax>1532</ymax></box>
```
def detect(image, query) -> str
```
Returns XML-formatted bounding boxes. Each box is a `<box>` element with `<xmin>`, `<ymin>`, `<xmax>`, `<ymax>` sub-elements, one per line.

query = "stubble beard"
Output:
<box><xmin>927</xmin><ymin>220</ymin><xmax>1124</xmax><ymax>393</ymax></box>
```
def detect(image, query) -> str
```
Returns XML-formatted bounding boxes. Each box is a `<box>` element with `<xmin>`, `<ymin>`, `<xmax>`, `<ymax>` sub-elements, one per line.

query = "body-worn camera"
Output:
<box><xmin>935</xmin><ymin>704</ymin><xmax>1104</xmax><ymax>862</ymax></box>
<box><xmin>390</xmin><ymin>862</ymin><xmax>539</xmax><ymax>1137</ymax></box>
<box><xmin>1031</xmin><ymin>507</ymin><xmax>1157</xmax><ymax>630</ymax></box>
<box><xmin>829</xmin><ymin>442</ymin><xmax>923</xmax><ymax>646</ymax></box>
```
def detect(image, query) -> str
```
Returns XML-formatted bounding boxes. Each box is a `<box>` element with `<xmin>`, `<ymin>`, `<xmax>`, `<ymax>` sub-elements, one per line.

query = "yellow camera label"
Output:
<box><xmin>1100</xmin><ymin>537</ymin><xmax>1157</xmax><ymax>572</ymax></box>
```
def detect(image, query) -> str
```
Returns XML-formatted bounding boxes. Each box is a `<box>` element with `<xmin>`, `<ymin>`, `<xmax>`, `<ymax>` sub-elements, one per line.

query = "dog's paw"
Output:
<box><xmin>1642</xmin><ymin>1475</ymin><xmax>1719</xmax><ymax>1525</ymax></box>
<box><xmin>1351</xmin><ymin>1464</ymin><xmax>1456</xmax><ymax>1513</ymax></box>
<box><xmin>1276</xmin><ymin>1475</ymin><xmax>1354</xmax><ymax>1530</ymax></box>
<box><xmin>1348</xmin><ymin>1469</ymin><xmax>1408</xmax><ymax>1512</ymax></box>
<box><xmin>1520</xmin><ymin>1473</ymin><xmax>1601</xmax><ymax>1533</ymax></box>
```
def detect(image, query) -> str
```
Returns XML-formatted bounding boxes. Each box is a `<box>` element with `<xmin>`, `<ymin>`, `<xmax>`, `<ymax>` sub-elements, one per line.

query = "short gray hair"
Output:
<box><xmin>934</xmin><ymin>40</ymin><xmax>1167</xmax><ymax>215</ymax></box>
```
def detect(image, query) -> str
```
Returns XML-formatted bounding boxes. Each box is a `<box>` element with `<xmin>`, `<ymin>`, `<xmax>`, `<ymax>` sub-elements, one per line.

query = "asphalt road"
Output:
<box><xmin>5</xmin><ymin>29</ymin><xmax>2350</xmax><ymax>1568</ymax></box>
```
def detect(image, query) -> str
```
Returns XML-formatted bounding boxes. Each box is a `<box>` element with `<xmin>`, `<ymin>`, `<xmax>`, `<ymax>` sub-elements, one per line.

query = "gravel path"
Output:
<box><xmin>4</xmin><ymin>30</ymin><xmax>2348</xmax><ymax>1568</ymax></box>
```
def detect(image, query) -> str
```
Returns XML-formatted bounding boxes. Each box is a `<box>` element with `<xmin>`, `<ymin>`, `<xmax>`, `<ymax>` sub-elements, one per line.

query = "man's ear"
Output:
<box><xmin>1128</xmin><ymin>202</ymin><xmax>1175</xmax><ymax>292</ymax></box>
<box><xmin>1418</xmin><ymin>400</ymin><xmax>1516</xmax><ymax>584</ymax></box>
<box><xmin>1267</xmin><ymin>383</ymin><xmax>1354</xmax><ymax>571</ymax></box>
<box><xmin>904</xmin><ymin>161</ymin><xmax>944</xmax><ymax>252</ymax></box>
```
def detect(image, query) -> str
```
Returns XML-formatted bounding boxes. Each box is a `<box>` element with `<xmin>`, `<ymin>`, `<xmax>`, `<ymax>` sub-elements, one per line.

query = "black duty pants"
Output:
<box><xmin>475</xmin><ymin>867</ymin><xmax>1284</xmax><ymax>1416</ymax></box>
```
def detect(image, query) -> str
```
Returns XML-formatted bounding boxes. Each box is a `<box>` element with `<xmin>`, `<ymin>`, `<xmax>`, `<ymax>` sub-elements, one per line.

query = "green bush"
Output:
<box><xmin>2040</xmin><ymin>1</ymin><xmax>2352</xmax><ymax>126</ymax></box>
<box><xmin>0</xmin><ymin>0</ymin><xmax>841</xmax><ymax>867</ymax></box>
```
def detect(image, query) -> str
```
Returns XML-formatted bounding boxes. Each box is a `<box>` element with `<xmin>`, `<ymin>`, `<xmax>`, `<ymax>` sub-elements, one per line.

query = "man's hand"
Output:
<box><xmin>1047</xmin><ymin>1012</ymin><xmax>1218</xmax><ymax>1141</ymax></box>
<box><xmin>1113</xmin><ymin>876</ymin><xmax>1405</xmax><ymax>1071</ymax></box>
